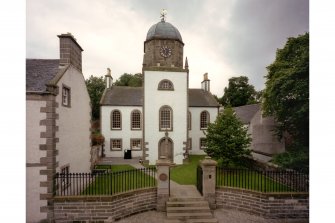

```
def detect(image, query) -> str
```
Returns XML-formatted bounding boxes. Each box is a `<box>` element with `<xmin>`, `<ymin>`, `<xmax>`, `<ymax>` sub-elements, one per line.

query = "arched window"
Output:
<box><xmin>188</xmin><ymin>111</ymin><xmax>191</xmax><ymax>130</ymax></box>
<box><xmin>131</xmin><ymin>110</ymin><xmax>141</xmax><ymax>130</ymax></box>
<box><xmin>158</xmin><ymin>79</ymin><xmax>174</xmax><ymax>90</ymax></box>
<box><xmin>111</xmin><ymin>110</ymin><xmax>122</xmax><ymax>130</ymax></box>
<box><xmin>200</xmin><ymin>111</ymin><xmax>210</xmax><ymax>129</ymax></box>
<box><xmin>159</xmin><ymin>105</ymin><xmax>173</xmax><ymax>131</ymax></box>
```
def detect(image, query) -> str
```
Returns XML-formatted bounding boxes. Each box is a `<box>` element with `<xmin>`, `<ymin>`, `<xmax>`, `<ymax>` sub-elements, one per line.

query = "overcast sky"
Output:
<box><xmin>26</xmin><ymin>0</ymin><xmax>309</xmax><ymax>96</ymax></box>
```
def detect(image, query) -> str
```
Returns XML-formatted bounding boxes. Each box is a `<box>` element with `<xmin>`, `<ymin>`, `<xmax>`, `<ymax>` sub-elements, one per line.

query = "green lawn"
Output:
<box><xmin>216</xmin><ymin>169</ymin><xmax>292</xmax><ymax>192</ymax></box>
<box><xmin>170</xmin><ymin>155</ymin><xmax>206</xmax><ymax>185</ymax></box>
<box><xmin>82</xmin><ymin>165</ymin><xmax>156</xmax><ymax>195</ymax></box>
<box><xmin>169</xmin><ymin>155</ymin><xmax>293</xmax><ymax>192</ymax></box>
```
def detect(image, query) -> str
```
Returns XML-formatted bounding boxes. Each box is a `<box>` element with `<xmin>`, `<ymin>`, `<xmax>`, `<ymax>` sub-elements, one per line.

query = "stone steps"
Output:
<box><xmin>167</xmin><ymin>206</ymin><xmax>210</xmax><ymax>213</ymax></box>
<box><xmin>167</xmin><ymin>201</ymin><xmax>209</xmax><ymax>207</ymax></box>
<box><xmin>165</xmin><ymin>197</ymin><xmax>218</xmax><ymax>223</ymax></box>
<box><xmin>167</xmin><ymin>212</ymin><xmax>213</xmax><ymax>219</ymax></box>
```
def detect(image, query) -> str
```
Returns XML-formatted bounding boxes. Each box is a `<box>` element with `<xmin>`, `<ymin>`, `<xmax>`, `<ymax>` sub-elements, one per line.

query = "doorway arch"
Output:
<box><xmin>158</xmin><ymin>137</ymin><xmax>174</xmax><ymax>162</ymax></box>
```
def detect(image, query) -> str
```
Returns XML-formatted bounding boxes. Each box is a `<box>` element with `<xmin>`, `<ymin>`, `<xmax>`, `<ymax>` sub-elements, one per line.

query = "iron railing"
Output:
<box><xmin>54</xmin><ymin>167</ymin><xmax>156</xmax><ymax>196</ymax></box>
<box><xmin>216</xmin><ymin>167</ymin><xmax>309</xmax><ymax>193</ymax></box>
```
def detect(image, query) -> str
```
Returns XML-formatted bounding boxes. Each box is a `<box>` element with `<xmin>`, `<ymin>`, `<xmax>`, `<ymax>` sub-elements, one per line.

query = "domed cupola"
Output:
<box><xmin>143</xmin><ymin>11</ymin><xmax>184</xmax><ymax>69</ymax></box>
<box><xmin>145</xmin><ymin>21</ymin><xmax>183</xmax><ymax>44</ymax></box>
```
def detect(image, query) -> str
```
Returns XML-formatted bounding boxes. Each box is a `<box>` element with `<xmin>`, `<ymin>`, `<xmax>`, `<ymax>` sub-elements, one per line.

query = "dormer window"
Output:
<box><xmin>158</xmin><ymin>79</ymin><xmax>174</xmax><ymax>90</ymax></box>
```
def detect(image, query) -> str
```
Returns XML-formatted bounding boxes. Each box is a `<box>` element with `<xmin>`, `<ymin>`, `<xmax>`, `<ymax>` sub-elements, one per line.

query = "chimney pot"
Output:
<box><xmin>201</xmin><ymin>73</ymin><xmax>210</xmax><ymax>92</ymax></box>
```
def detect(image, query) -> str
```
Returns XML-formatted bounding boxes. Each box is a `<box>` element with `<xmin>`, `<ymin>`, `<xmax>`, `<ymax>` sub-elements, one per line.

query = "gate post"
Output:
<box><xmin>201</xmin><ymin>156</ymin><xmax>217</xmax><ymax>209</ymax></box>
<box><xmin>156</xmin><ymin>156</ymin><xmax>171</xmax><ymax>211</ymax></box>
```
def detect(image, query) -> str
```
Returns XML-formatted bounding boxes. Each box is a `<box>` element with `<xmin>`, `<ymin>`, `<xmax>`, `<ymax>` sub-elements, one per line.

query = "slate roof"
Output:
<box><xmin>233</xmin><ymin>103</ymin><xmax>261</xmax><ymax>124</ymax></box>
<box><xmin>188</xmin><ymin>89</ymin><xmax>220</xmax><ymax>107</ymax></box>
<box><xmin>26</xmin><ymin>59</ymin><xmax>60</xmax><ymax>92</ymax></box>
<box><xmin>146</xmin><ymin>21</ymin><xmax>183</xmax><ymax>43</ymax></box>
<box><xmin>101</xmin><ymin>87</ymin><xmax>220</xmax><ymax>107</ymax></box>
<box><xmin>100</xmin><ymin>86</ymin><xmax>144</xmax><ymax>106</ymax></box>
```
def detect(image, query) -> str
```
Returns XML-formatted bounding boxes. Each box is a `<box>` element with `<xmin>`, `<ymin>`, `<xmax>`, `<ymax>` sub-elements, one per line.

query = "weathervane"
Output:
<box><xmin>160</xmin><ymin>9</ymin><xmax>167</xmax><ymax>22</ymax></box>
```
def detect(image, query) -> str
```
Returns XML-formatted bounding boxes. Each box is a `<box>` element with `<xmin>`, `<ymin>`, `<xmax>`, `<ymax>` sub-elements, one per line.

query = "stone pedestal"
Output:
<box><xmin>156</xmin><ymin>156</ymin><xmax>171</xmax><ymax>211</ymax></box>
<box><xmin>201</xmin><ymin>156</ymin><xmax>217</xmax><ymax>209</ymax></box>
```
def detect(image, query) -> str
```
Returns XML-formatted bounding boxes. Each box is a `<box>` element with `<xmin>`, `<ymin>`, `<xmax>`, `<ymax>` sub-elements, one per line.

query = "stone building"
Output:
<box><xmin>26</xmin><ymin>33</ymin><xmax>91</xmax><ymax>222</ymax></box>
<box><xmin>100</xmin><ymin>16</ymin><xmax>220</xmax><ymax>165</ymax></box>
<box><xmin>233</xmin><ymin>104</ymin><xmax>285</xmax><ymax>162</ymax></box>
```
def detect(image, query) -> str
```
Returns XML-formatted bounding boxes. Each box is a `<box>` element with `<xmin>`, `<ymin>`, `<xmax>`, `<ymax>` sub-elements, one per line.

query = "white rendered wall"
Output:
<box><xmin>26</xmin><ymin>167</ymin><xmax>47</xmax><ymax>222</ymax></box>
<box><xmin>26</xmin><ymin>99</ymin><xmax>47</xmax><ymax>222</ymax></box>
<box><xmin>144</xmin><ymin>70</ymin><xmax>188</xmax><ymax>165</ymax></box>
<box><xmin>188</xmin><ymin>107</ymin><xmax>218</xmax><ymax>155</ymax></box>
<box><xmin>56</xmin><ymin>66</ymin><xmax>91</xmax><ymax>173</ymax></box>
<box><xmin>101</xmin><ymin>106</ymin><xmax>143</xmax><ymax>158</ymax></box>
<box><xmin>26</xmin><ymin>100</ymin><xmax>47</xmax><ymax>163</ymax></box>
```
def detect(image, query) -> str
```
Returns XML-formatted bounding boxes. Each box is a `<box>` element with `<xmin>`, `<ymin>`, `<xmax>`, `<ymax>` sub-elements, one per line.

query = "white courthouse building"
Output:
<box><xmin>100</xmin><ymin>16</ymin><xmax>220</xmax><ymax>165</ymax></box>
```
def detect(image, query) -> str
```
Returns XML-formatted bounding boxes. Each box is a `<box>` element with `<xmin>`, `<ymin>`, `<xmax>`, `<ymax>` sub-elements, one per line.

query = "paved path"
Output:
<box><xmin>170</xmin><ymin>182</ymin><xmax>201</xmax><ymax>198</ymax></box>
<box><xmin>98</xmin><ymin>157</ymin><xmax>142</xmax><ymax>165</ymax></box>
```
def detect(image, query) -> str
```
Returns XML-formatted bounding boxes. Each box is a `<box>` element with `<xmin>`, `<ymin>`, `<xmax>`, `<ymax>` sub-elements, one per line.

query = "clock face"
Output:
<box><xmin>160</xmin><ymin>46</ymin><xmax>172</xmax><ymax>58</ymax></box>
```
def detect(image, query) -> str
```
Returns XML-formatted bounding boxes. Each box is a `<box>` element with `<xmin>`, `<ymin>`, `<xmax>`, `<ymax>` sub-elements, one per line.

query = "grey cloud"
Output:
<box><xmin>26</xmin><ymin>0</ymin><xmax>308</xmax><ymax>94</ymax></box>
<box><xmin>212</xmin><ymin>0</ymin><xmax>309</xmax><ymax>90</ymax></box>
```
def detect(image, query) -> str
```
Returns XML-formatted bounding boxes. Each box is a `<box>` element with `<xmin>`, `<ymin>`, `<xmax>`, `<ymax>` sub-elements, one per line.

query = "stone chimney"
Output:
<box><xmin>201</xmin><ymin>73</ymin><xmax>210</xmax><ymax>92</ymax></box>
<box><xmin>105</xmin><ymin>68</ymin><xmax>113</xmax><ymax>89</ymax></box>
<box><xmin>58</xmin><ymin>33</ymin><xmax>83</xmax><ymax>72</ymax></box>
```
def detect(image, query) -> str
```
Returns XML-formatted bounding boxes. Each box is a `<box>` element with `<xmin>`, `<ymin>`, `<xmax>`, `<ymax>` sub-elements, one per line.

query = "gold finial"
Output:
<box><xmin>160</xmin><ymin>9</ymin><xmax>167</xmax><ymax>22</ymax></box>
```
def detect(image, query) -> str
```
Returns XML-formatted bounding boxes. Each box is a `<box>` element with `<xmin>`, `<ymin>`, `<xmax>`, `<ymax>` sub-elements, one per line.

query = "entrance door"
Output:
<box><xmin>158</xmin><ymin>138</ymin><xmax>173</xmax><ymax>162</ymax></box>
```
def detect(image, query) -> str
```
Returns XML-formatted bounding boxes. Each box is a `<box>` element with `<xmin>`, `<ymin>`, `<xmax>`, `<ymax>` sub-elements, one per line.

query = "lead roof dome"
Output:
<box><xmin>146</xmin><ymin>21</ymin><xmax>183</xmax><ymax>43</ymax></box>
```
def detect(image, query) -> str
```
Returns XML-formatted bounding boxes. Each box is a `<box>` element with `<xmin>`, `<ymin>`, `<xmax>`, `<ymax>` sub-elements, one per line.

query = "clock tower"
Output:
<box><xmin>142</xmin><ymin>11</ymin><xmax>188</xmax><ymax>164</ymax></box>
<box><xmin>142</xmin><ymin>12</ymin><xmax>184</xmax><ymax>69</ymax></box>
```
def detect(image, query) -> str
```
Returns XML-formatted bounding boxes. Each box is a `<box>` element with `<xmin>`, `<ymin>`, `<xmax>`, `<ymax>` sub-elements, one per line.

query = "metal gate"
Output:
<box><xmin>169</xmin><ymin>167</ymin><xmax>171</xmax><ymax>196</ymax></box>
<box><xmin>196</xmin><ymin>165</ymin><xmax>203</xmax><ymax>195</ymax></box>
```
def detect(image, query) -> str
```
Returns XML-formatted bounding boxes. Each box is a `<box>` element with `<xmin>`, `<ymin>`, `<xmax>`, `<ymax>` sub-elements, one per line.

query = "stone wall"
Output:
<box><xmin>26</xmin><ymin>93</ymin><xmax>58</xmax><ymax>222</ymax></box>
<box><xmin>216</xmin><ymin>187</ymin><xmax>309</xmax><ymax>219</ymax></box>
<box><xmin>143</xmin><ymin>39</ymin><xmax>183</xmax><ymax>68</ymax></box>
<box><xmin>54</xmin><ymin>188</ymin><xmax>157</xmax><ymax>222</ymax></box>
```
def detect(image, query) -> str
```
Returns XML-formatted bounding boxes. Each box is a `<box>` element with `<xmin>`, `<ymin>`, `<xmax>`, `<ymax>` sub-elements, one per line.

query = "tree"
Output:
<box><xmin>262</xmin><ymin>33</ymin><xmax>309</xmax><ymax>173</ymax></box>
<box><xmin>85</xmin><ymin>75</ymin><xmax>105</xmax><ymax>120</ymax></box>
<box><xmin>220</xmin><ymin>76</ymin><xmax>257</xmax><ymax>107</ymax></box>
<box><xmin>114</xmin><ymin>73</ymin><xmax>142</xmax><ymax>87</ymax></box>
<box><xmin>263</xmin><ymin>33</ymin><xmax>309</xmax><ymax>147</ymax></box>
<box><xmin>212</xmin><ymin>94</ymin><xmax>220</xmax><ymax>104</ymax></box>
<box><xmin>204</xmin><ymin>107</ymin><xmax>251</xmax><ymax>167</ymax></box>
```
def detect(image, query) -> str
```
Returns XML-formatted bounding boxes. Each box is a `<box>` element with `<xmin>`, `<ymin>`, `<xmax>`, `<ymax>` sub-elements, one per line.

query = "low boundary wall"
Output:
<box><xmin>54</xmin><ymin>187</ymin><xmax>157</xmax><ymax>222</ymax></box>
<box><xmin>216</xmin><ymin>187</ymin><xmax>309</xmax><ymax>219</ymax></box>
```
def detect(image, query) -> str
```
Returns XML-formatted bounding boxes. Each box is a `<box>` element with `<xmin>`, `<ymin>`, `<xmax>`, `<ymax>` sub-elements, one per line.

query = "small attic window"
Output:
<box><xmin>158</xmin><ymin>79</ymin><xmax>174</xmax><ymax>90</ymax></box>
<box><xmin>62</xmin><ymin>85</ymin><xmax>71</xmax><ymax>107</ymax></box>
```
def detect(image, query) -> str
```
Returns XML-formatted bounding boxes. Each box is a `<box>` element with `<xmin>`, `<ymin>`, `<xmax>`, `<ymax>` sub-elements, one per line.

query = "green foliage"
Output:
<box><xmin>114</xmin><ymin>73</ymin><xmax>143</xmax><ymax>87</ymax></box>
<box><xmin>205</xmin><ymin>107</ymin><xmax>251</xmax><ymax>167</ymax></box>
<box><xmin>272</xmin><ymin>143</ymin><xmax>309</xmax><ymax>174</ymax></box>
<box><xmin>262</xmin><ymin>33</ymin><xmax>309</xmax><ymax>147</ymax></box>
<box><xmin>85</xmin><ymin>75</ymin><xmax>105</xmax><ymax>120</ymax></box>
<box><xmin>220</xmin><ymin>76</ymin><xmax>258</xmax><ymax>107</ymax></box>
<box><xmin>212</xmin><ymin>94</ymin><xmax>220</xmax><ymax>104</ymax></box>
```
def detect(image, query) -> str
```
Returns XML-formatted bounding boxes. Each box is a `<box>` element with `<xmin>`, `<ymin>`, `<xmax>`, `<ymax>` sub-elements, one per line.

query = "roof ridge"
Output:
<box><xmin>233</xmin><ymin>103</ymin><xmax>261</xmax><ymax>109</ymax></box>
<box><xmin>26</xmin><ymin>58</ymin><xmax>59</xmax><ymax>61</ymax></box>
<box><xmin>112</xmin><ymin>86</ymin><xmax>143</xmax><ymax>89</ymax></box>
